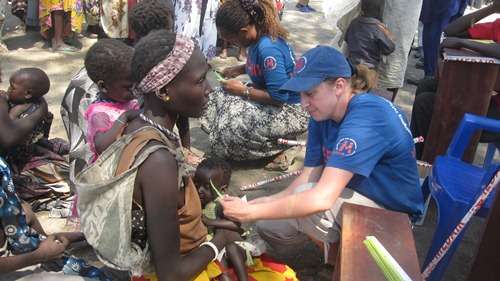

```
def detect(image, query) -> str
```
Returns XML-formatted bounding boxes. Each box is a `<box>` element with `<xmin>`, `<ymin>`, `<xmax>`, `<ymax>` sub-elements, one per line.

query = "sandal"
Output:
<box><xmin>52</xmin><ymin>44</ymin><xmax>78</xmax><ymax>53</ymax></box>
<box><xmin>264</xmin><ymin>149</ymin><xmax>296</xmax><ymax>172</ymax></box>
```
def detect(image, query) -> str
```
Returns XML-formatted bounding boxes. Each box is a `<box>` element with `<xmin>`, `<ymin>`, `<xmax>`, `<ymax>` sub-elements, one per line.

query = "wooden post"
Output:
<box><xmin>422</xmin><ymin>54</ymin><xmax>499</xmax><ymax>164</ymax></box>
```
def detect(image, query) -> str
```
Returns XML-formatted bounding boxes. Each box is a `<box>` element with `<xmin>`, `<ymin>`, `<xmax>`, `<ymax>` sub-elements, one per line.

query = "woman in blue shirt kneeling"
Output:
<box><xmin>200</xmin><ymin>0</ymin><xmax>308</xmax><ymax>170</ymax></box>
<box><xmin>220</xmin><ymin>46</ymin><xmax>424</xmax><ymax>259</ymax></box>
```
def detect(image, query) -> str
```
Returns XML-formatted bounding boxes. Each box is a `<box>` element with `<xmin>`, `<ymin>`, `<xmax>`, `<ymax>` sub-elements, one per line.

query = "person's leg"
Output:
<box><xmin>51</xmin><ymin>10</ymin><xmax>76</xmax><ymax>51</ymax></box>
<box><xmin>422</xmin><ymin>20</ymin><xmax>440</xmax><ymax>77</ymax></box>
<box><xmin>410</xmin><ymin>91</ymin><xmax>436</xmax><ymax>159</ymax></box>
<box><xmin>51</xmin><ymin>10</ymin><xmax>65</xmax><ymax>48</ymax></box>
<box><xmin>256</xmin><ymin>218</ymin><xmax>310</xmax><ymax>260</ymax></box>
<box><xmin>415</xmin><ymin>77</ymin><xmax>438</xmax><ymax>97</ymax></box>
<box><xmin>226</xmin><ymin>242</ymin><xmax>248</xmax><ymax>281</ymax></box>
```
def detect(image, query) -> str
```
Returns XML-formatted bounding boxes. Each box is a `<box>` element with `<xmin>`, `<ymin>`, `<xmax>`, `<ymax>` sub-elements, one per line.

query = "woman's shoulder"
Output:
<box><xmin>256</xmin><ymin>36</ymin><xmax>289</xmax><ymax>50</ymax></box>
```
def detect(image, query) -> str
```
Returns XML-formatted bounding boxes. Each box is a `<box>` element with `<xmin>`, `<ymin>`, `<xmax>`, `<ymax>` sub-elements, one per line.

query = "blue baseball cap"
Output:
<box><xmin>281</xmin><ymin>45</ymin><xmax>353</xmax><ymax>93</ymax></box>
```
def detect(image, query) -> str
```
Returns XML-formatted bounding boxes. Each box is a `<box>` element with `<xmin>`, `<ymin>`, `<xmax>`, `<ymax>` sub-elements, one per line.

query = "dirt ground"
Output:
<box><xmin>0</xmin><ymin>0</ymin><xmax>492</xmax><ymax>280</ymax></box>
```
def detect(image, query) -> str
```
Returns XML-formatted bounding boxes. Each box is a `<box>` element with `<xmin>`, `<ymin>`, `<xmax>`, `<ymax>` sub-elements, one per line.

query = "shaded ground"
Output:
<box><xmin>0</xmin><ymin>1</ymin><xmax>492</xmax><ymax>280</ymax></box>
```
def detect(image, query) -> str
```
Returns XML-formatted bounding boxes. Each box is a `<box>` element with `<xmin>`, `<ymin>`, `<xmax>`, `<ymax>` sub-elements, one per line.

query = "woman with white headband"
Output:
<box><xmin>76</xmin><ymin>30</ymin><xmax>298</xmax><ymax>281</ymax></box>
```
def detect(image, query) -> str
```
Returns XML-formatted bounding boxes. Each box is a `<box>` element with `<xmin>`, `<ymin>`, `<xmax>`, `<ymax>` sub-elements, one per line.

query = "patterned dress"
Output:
<box><xmin>39</xmin><ymin>0</ymin><xmax>84</xmax><ymax>38</ymax></box>
<box><xmin>174</xmin><ymin>0</ymin><xmax>219</xmax><ymax>59</ymax></box>
<box><xmin>201</xmin><ymin>36</ymin><xmax>309</xmax><ymax>161</ymax></box>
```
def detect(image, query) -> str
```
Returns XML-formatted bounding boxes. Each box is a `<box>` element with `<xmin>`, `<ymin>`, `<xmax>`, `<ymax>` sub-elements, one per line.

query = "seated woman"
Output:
<box><xmin>75</xmin><ymin>30</ymin><xmax>297</xmax><ymax>281</ymax></box>
<box><xmin>220</xmin><ymin>46</ymin><xmax>424</xmax><ymax>260</ymax></box>
<box><xmin>0</xmin><ymin>77</ymin><xmax>88</xmax><ymax>279</ymax></box>
<box><xmin>201</xmin><ymin>0</ymin><xmax>308</xmax><ymax>171</ymax></box>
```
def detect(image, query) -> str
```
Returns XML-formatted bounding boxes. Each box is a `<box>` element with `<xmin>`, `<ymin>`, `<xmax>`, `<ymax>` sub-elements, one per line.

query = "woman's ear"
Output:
<box><xmin>334</xmin><ymin>78</ymin><xmax>348</xmax><ymax>97</ymax></box>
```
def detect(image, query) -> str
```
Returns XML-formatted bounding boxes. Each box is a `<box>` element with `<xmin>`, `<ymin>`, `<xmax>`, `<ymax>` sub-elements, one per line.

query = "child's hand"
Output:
<box><xmin>124</xmin><ymin>109</ymin><xmax>141</xmax><ymax>121</ymax></box>
<box><xmin>33</xmin><ymin>235</ymin><xmax>69</xmax><ymax>262</ymax></box>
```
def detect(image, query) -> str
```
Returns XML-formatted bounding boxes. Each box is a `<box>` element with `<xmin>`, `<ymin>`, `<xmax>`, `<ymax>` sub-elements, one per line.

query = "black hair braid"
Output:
<box><xmin>129</xmin><ymin>0</ymin><xmax>174</xmax><ymax>40</ymax></box>
<box><xmin>84</xmin><ymin>39</ymin><xmax>134</xmax><ymax>85</ymax></box>
<box><xmin>239</xmin><ymin>0</ymin><xmax>264</xmax><ymax>23</ymax></box>
<box><xmin>216</xmin><ymin>0</ymin><xmax>288</xmax><ymax>40</ymax></box>
<box><xmin>131</xmin><ymin>30</ymin><xmax>177</xmax><ymax>83</ymax></box>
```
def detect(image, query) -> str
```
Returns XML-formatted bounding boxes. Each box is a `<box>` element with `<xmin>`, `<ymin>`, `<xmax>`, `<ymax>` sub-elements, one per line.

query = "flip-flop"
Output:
<box><xmin>52</xmin><ymin>45</ymin><xmax>79</xmax><ymax>53</ymax></box>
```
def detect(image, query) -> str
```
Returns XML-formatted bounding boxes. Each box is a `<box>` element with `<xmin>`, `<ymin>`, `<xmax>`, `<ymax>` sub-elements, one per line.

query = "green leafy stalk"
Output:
<box><xmin>209</xmin><ymin>179</ymin><xmax>224</xmax><ymax>200</ymax></box>
<box><xmin>214</xmin><ymin>71</ymin><xmax>227</xmax><ymax>82</ymax></box>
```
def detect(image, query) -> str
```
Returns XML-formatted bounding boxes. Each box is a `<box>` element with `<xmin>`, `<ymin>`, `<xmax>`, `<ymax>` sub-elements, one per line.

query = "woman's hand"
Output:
<box><xmin>222</xmin><ymin>65</ymin><xmax>245</xmax><ymax>78</ymax></box>
<box><xmin>221</xmin><ymin>80</ymin><xmax>246</xmax><ymax>96</ymax></box>
<box><xmin>33</xmin><ymin>235</ymin><xmax>69</xmax><ymax>262</ymax></box>
<box><xmin>219</xmin><ymin>196</ymin><xmax>253</xmax><ymax>222</ymax></box>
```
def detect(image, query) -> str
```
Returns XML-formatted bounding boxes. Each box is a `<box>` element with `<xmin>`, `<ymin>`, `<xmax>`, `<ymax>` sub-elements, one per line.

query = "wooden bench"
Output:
<box><xmin>332</xmin><ymin>203</ymin><xmax>423</xmax><ymax>281</ymax></box>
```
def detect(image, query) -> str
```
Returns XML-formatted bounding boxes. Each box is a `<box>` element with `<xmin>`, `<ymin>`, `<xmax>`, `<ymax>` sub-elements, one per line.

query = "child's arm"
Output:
<box><xmin>202</xmin><ymin>216</ymin><xmax>242</xmax><ymax>233</ymax></box>
<box><xmin>0</xmin><ymin>235</ymin><xmax>69</xmax><ymax>274</ymax></box>
<box><xmin>94</xmin><ymin>109</ymin><xmax>140</xmax><ymax>154</ymax></box>
<box><xmin>0</xmin><ymin>96</ymin><xmax>48</xmax><ymax>150</ymax></box>
<box><xmin>377</xmin><ymin>23</ymin><xmax>396</xmax><ymax>56</ymax></box>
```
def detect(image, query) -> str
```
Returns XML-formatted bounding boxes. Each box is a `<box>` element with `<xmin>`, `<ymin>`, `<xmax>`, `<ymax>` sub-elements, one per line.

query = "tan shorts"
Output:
<box><xmin>256</xmin><ymin>183</ymin><xmax>381</xmax><ymax>259</ymax></box>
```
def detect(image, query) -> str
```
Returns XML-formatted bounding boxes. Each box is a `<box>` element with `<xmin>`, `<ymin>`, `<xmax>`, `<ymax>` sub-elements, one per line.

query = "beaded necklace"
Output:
<box><xmin>139</xmin><ymin>113</ymin><xmax>179</xmax><ymax>141</ymax></box>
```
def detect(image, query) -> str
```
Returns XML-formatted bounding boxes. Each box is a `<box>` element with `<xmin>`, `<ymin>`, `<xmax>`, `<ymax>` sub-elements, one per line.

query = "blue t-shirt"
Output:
<box><xmin>304</xmin><ymin>94</ymin><xmax>424</xmax><ymax>219</ymax></box>
<box><xmin>246</xmin><ymin>36</ymin><xmax>300</xmax><ymax>104</ymax></box>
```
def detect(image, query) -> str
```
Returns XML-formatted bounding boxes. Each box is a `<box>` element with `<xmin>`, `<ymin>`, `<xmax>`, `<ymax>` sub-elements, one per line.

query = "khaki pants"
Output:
<box><xmin>297</xmin><ymin>0</ymin><xmax>309</xmax><ymax>5</ymax></box>
<box><xmin>256</xmin><ymin>183</ymin><xmax>381</xmax><ymax>260</ymax></box>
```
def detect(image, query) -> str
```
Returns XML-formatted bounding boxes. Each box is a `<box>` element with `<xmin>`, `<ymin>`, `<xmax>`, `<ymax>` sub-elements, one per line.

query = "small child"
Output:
<box><xmin>194</xmin><ymin>158</ymin><xmax>248</xmax><ymax>281</ymax></box>
<box><xmin>83</xmin><ymin>39</ymin><xmax>140</xmax><ymax>163</ymax></box>
<box><xmin>345</xmin><ymin>0</ymin><xmax>395</xmax><ymax>69</ymax></box>
<box><xmin>1</xmin><ymin>68</ymin><xmax>57</xmax><ymax>172</ymax></box>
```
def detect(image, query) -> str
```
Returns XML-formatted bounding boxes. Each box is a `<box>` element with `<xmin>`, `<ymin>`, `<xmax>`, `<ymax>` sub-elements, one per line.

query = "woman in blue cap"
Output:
<box><xmin>220</xmin><ymin>45</ymin><xmax>424</xmax><ymax>258</ymax></box>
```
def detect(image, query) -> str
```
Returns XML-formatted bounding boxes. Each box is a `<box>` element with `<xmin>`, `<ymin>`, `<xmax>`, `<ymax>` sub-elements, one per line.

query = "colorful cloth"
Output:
<box><xmin>132</xmin><ymin>261</ymin><xmax>223</xmax><ymax>281</ymax></box>
<box><xmin>39</xmin><ymin>0</ymin><xmax>84</xmax><ymax>38</ymax></box>
<box><xmin>468</xmin><ymin>18</ymin><xmax>500</xmax><ymax>44</ymax></box>
<box><xmin>174</xmin><ymin>0</ymin><xmax>219</xmax><ymax>59</ymax></box>
<box><xmin>100</xmin><ymin>0</ymin><xmax>130</xmax><ymax>38</ymax></box>
<box><xmin>0</xmin><ymin>157</ymin><xmax>40</xmax><ymax>254</ymax></box>
<box><xmin>131</xmin><ymin>256</ymin><xmax>298</xmax><ymax>281</ymax></box>
<box><xmin>84</xmin><ymin>98</ymin><xmax>139</xmax><ymax>162</ymax></box>
<box><xmin>304</xmin><ymin>93</ymin><xmax>423</xmax><ymax>219</ymax></box>
<box><xmin>200</xmin><ymin>88</ymin><xmax>308</xmax><ymax>160</ymax></box>
<box><xmin>83</xmin><ymin>0</ymin><xmax>99</xmax><ymax>26</ymax></box>
<box><xmin>134</xmin><ymin>35</ymin><xmax>195</xmax><ymax>95</ymax></box>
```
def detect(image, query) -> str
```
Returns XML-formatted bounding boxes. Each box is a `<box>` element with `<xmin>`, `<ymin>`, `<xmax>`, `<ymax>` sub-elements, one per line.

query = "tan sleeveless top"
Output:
<box><xmin>115</xmin><ymin>127</ymin><xmax>207</xmax><ymax>254</ymax></box>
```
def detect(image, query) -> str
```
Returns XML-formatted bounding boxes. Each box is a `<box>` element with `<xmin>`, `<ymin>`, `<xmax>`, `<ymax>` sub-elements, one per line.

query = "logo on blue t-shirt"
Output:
<box><xmin>335</xmin><ymin>137</ymin><xmax>357</xmax><ymax>156</ymax></box>
<box><xmin>294</xmin><ymin>57</ymin><xmax>307</xmax><ymax>75</ymax></box>
<box><xmin>263</xmin><ymin>56</ymin><xmax>277</xmax><ymax>71</ymax></box>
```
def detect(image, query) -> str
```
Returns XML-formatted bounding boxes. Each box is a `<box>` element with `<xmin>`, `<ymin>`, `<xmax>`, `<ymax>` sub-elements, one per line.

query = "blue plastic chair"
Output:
<box><xmin>422</xmin><ymin>114</ymin><xmax>500</xmax><ymax>281</ymax></box>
